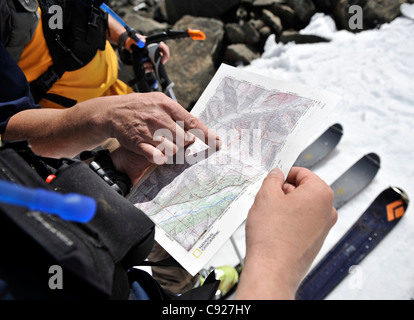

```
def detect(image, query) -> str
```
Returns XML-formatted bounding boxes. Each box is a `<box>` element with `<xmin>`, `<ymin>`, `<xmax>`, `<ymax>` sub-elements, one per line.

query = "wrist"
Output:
<box><xmin>236</xmin><ymin>255</ymin><xmax>298</xmax><ymax>300</ymax></box>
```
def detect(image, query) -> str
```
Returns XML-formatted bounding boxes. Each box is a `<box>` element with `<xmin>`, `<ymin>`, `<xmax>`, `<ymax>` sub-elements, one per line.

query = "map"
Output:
<box><xmin>128</xmin><ymin>64</ymin><xmax>340</xmax><ymax>275</ymax></box>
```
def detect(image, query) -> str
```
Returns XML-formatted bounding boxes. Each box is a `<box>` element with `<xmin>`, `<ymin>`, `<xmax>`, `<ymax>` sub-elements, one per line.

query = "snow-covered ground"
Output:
<box><xmin>208</xmin><ymin>7</ymin><xmax>414</xmax><ymax>300</ymax></box>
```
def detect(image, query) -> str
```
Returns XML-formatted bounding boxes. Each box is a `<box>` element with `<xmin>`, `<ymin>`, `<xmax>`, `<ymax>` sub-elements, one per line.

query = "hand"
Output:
<box><xmin>126</xmin><ymin>34</ymin><xmax>170</xmax><ymax>71</ymax></box>
<box><xmin>93</xmin><ymin>92</ymin><xmax>221</xmax><ymax>164</ymax></box>
<box><xmin>110</xmin><ymin>146</ymin><xmax>153</xmax><ymax>186</ymax></box>
<box><xmin>236</xmin><ymin>167</ymin><xmax>337</xmax><ymax>300</ymax></box>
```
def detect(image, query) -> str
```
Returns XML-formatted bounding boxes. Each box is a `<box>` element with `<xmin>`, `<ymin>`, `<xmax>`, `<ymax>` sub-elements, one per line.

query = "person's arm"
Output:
<box><xmin>3</xmin><ymin>92</ymin><xmax>220</xmax><ymax>176</ymax></box>
<box><xmin>107</xmin><ymin>15</ymin><xmax>170</xmax><ymax>64</ymax></box>
<box><xmin>235</xmin><ymin>168</ymin><xmax>338</xmax><ymax>300</ymax></box>
<box><xmin>3</xmin><ymin>103</ymin><xmax>108</xmax><ymax>158</ymax></box>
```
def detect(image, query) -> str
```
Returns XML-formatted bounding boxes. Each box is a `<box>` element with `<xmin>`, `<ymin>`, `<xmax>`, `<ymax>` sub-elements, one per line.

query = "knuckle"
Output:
<box><xmin>185</xmin><ymin>116</ymin><xmax>200</xmax><ymax>129</ymax></box>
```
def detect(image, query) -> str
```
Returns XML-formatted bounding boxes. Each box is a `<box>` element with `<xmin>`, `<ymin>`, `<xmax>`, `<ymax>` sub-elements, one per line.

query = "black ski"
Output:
<box><xmin>331</xmin><ymin>153</ymin><xmax>381</xmax><ymax>209</ymax></box>
<box><xmin>294</xmin><ymin>123</ymin><xmax>343</xmax><ymax>169</ymax></box>
<box><xmin>296</xmin><ymin>186</ymin><xmax>409</xmax><ymax>300</ymax></box>
<box><xmin>294</xmin><ymin>122</ymin><xmax>380</xmax><ymax>210</ymax></box>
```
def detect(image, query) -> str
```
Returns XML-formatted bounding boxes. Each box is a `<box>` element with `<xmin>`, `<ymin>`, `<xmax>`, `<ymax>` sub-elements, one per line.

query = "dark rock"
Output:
<box><xmin>123</xmin><ymin>12</ymin><xmax>169</xmax><ymax>35</ymax></box>
<box><xmin>224</xmin><ymin>43</ymin><xmax>261</xmax><ymax>65</ymax></box>
<box><xmin>252</xmin><ymin>0</ymin><xmax>287</xmax><ymax>6</ymax></box>
<box><xmin>364</xmin><ymin>0</ymin><xmax>407</xmax><ymax>28</ymax></box>
<box><xmin>287</xmin><ymin>0</ymin><xmax>316</xmax><ymax>25</ymax></box>
<box><xmin>333</xmin><ymin>0</ymin><xmax>409</xmax><ymax>31</ymax></box>
<box><xmin>225</xmin><ymin>21</ymin><xmax>261</xmax><ymax>45</ymax></box>
<box><xmin>259</xmin><ymin>25</ymin><xmax>272</xmax><ymax>40</ymax></box>
<box><xmin>225</xmin><ymin>23</ymin><xmax>247</xmax><ymax>44</ymax></box>
<box><xmin>267</xmin><ymin>3</ymin><xmax>300</xmax><ymax>29</ymax></box>
<box><xmin>163</xmin><ymin>0</ymin><xmax>241</xmax><ymax>24</ymax></box>
<box><xmin>164</xmin><ymin>16</ymin><xmax>225</xmax><ymax>109</ymax></box>
<box><xmin>279</xmin><ymin>30</ymin><xmax>330</xmax><ymax>44</ymax></box>
<box><xmin>262</xmin><ymin>9</ymin><xmax>283</xmax><ymax>35</ymax></box>
<box><xmin>312</xmin><ymin>0</ymin><xmax>335</xmax><ymax>13</ymax></box>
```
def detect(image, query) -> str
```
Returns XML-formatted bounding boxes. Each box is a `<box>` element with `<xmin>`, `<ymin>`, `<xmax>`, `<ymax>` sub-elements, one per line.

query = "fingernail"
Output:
<box><xmin>269</xmin><ymin>168</ymin><xmax>282</xmax><ymax>175</ymax></box>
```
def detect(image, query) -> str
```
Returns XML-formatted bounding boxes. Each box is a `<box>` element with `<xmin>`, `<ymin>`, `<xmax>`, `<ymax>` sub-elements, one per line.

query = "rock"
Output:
<box><xmin>333</xmin><ymin>0</ymin><xmax>367</xmax><ymax>31</ymax></box>
<box><xmin>224</xmin><ymin>43</ymin><xmax>260</xmax><ymax>65</ymax></box>
<box><xmin>163</xmin><ymin>0</ymin><xmax>241</xmax><ymax>24</ymax></box>
<box><xmin>287</xmin><ymin>0</ymin><xmax>316</xmax><ymax>25</ymax></box>
<box><xmin>262</xmin><ymin>9</ymin><xmax>283</xmax><ymax>35</ymax></box>
<box><xmin>363</xmin><ymin>0</ymin><xmax>407</xmax><ymax>29</ymax></box>
<box><xmin>267</xmin><ymin>3</ymin><xmax>300</xmax><ymax>29</ymax></box>
<box><xmin>251</xmin><ymin>0</ymin><xmax>286</xmax><ymax>6</ymax></box>
<box><xmin>123</xmin><ymin>12</ymin><xmax>169</xmax><ymax>35</ymax></box>
<box><xmin>225</xmin><ymin>23</ymin><xmax>247</xmax><ymax>44</ymax></box>
<box><xmin>333</xmin><ymin>0</ymin><xmax>409</xmax><ymax>31</ymax></box>
<box><xmin>242</xmin><ymin>21</ymin><xmax>262</xmax><ymax>44</ymax></box>
<box><xmin>279</xmin><ymin>30</ymin><xmax>330</xmax><ymax>44</ymax></box>
<box><xmin>225</xmin><ymin>21</ymin><xmax>261</xmax><ymax>45</ymax></box>
<box><xmin>164</xmin><ymin>16</ymin><xmax>225</xmax><ymax>109</ymax></box>
<box><xmin>259</xmin><ymin>25</ymin><xmax>272</xmax><ymax>40</ymax></box>
<box><xmin>312</xmin><ymin>0</ymin><xmax>335</xmax><ymax>13</ymax></box>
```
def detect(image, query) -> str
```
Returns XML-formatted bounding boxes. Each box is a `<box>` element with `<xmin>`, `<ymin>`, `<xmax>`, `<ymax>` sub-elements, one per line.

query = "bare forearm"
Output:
<box><xmin>107</xmin><ymin>15</ymin><xmax>126</xmax><ymax>45</ymax></box>
<box><xmin>235</xmin><ymin>258</ymin><xmax>296</xmax><ymax>300</ymax></box>
<box><xmin>3</xmin><ymin>104</ymin><xmax>108</xmax><ymax>158</ymax></box>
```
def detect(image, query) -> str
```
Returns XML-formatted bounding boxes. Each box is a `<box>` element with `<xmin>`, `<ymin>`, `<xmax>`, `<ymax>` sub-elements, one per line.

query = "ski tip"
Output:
<box><xmin>331</xmin><ymin>123</ymin><xmax>344</xmax><ymax>134</ymax></box>
<box><xmin>365</xmin><ymin>153</ymin><xmax>381</xmax><ymax>168</ymax></box>
<box><xmin>390</xmin><ymin>186</ymin><xmax>410</xmax><ymax>205</ymax></box>
<box><xmin>385</xmin><ymin>186</ymin><xmax>409</xmax><ymax>222</ymax></box>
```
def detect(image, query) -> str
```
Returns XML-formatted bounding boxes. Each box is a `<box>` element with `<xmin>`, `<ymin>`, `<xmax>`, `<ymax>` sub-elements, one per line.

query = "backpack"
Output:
<box><xmin>0</xmin><ymin>141</ymin><xmax>220</xmax><ymax>300</ymax></box>
<box><xmin>0</xmin><ymin>0</ymin><xmax>109</xmax><ymax>107</ymax></box>
<box><xmin>29</xmin><ymin>0</ymin><xmax>109</xmax><ymax>107</ymax></box>
<box><xmin>0</xmin><ymin>0</ymin><xmax>40</xmax><ymax>63</ymax></box>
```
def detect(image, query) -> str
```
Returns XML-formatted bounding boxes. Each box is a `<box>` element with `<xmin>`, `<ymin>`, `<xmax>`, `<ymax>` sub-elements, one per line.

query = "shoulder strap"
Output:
<box><xmin>30</xmin><ymin>0</ymin><xmax>108</xmax><ymax>106</ymax></box>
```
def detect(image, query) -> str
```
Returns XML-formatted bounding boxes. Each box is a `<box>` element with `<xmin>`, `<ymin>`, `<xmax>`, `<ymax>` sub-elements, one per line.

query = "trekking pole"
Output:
<box><xmin>100</xmin><ymin>2</ymin><xmax>145</xmax><ymax>49</ymax></box>
<box><xmin>144</xmin><ymin>29</ymin><xmax>205</xmax><ymax>99</ymax></box>
<box><xmin>100</xmin><ymin>3</ymin><xmax>205</xmax><ymax>99</ymax></box>
<box><xmin>230</xmin><ymin>236</ymin><xmax>244</xmax><ymax>267</ymax></box>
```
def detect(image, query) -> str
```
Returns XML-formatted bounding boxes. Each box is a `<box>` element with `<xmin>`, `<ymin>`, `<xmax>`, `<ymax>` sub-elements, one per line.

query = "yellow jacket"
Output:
<box><xmin>18</xmin><ymin>8</ymin><xmax>132</xmax><ymax>109</ymax></box>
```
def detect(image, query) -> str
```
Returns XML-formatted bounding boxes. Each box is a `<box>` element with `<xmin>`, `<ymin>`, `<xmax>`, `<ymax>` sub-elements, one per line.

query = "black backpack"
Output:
<box><xmin>0</xmin><ymin>141</ymin><xmax>219</xmax><ymax>300</ymax></box>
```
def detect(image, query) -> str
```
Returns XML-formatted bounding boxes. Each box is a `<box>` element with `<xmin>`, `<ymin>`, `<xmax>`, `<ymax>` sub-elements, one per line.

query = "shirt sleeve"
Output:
<box><xmin>0</xmin><ymin>40</ymin><xmax>40</xmax><ymax>134</ymax></box>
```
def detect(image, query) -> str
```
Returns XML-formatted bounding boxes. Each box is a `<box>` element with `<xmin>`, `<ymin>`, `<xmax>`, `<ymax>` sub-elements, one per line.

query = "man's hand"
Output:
<box><xmin>236</xmin><ymin>167</ymin><xmax>337</xmax><ymax>300</ymax></box>
<box><xmin>91</xmin><ymin>92</ymin><xmax>221</xmax><ymax>165</ymax></box>
<box><xmin>126</xmin><ymin>33</ymin><xmax>170</xmax><ymax>66</ymax></box>
<box><xmin>110</xmin><ymin>146</ymin><xmax>153</xmax><ymax>186</ymax></box>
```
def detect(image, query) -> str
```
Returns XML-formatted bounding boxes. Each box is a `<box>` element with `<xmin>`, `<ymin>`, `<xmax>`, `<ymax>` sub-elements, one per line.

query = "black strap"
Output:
<box><xmin>43</xmin><ymin>93</ymin><xmax>77</xmax><ymax>108</ymax></box>
<box><xmin>139</xmin><ymin>257</ymin><xmax>183</xmax><ymax>269</ymax></box>
<box><xmin>31</xmin><ymin>0</ymin><xmax>108</xmax><ymax>106</ymax></box>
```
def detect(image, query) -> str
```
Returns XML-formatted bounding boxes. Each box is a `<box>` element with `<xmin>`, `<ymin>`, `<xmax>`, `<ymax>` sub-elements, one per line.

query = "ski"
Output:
<box><xmin>296</xmin><ymin>186</ymin><xmax>409</xmax><ymax>300</ymax></box>
<box><xmin>331</xmin><ymin>153</ymin><xmax>381</xmax><ymax>209</ymax></box>
<box><xmin>294</xmin><ymin>123</ymin><xmax>343</xmax><ymax>169</ymax></box>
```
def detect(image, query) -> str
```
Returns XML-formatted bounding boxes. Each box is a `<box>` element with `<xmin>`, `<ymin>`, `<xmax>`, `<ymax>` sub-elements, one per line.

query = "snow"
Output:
<box><xmin>208</xmin><ymin>7</ymin><xmax>414</xmax><ymax>300</ymax></box>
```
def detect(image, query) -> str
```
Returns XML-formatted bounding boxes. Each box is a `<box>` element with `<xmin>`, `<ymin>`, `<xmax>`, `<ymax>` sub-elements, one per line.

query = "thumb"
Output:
<box><xmin>262</xmin><ymin>168</ymin><xmax>286</xmax><ymax>195</ymax></box>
